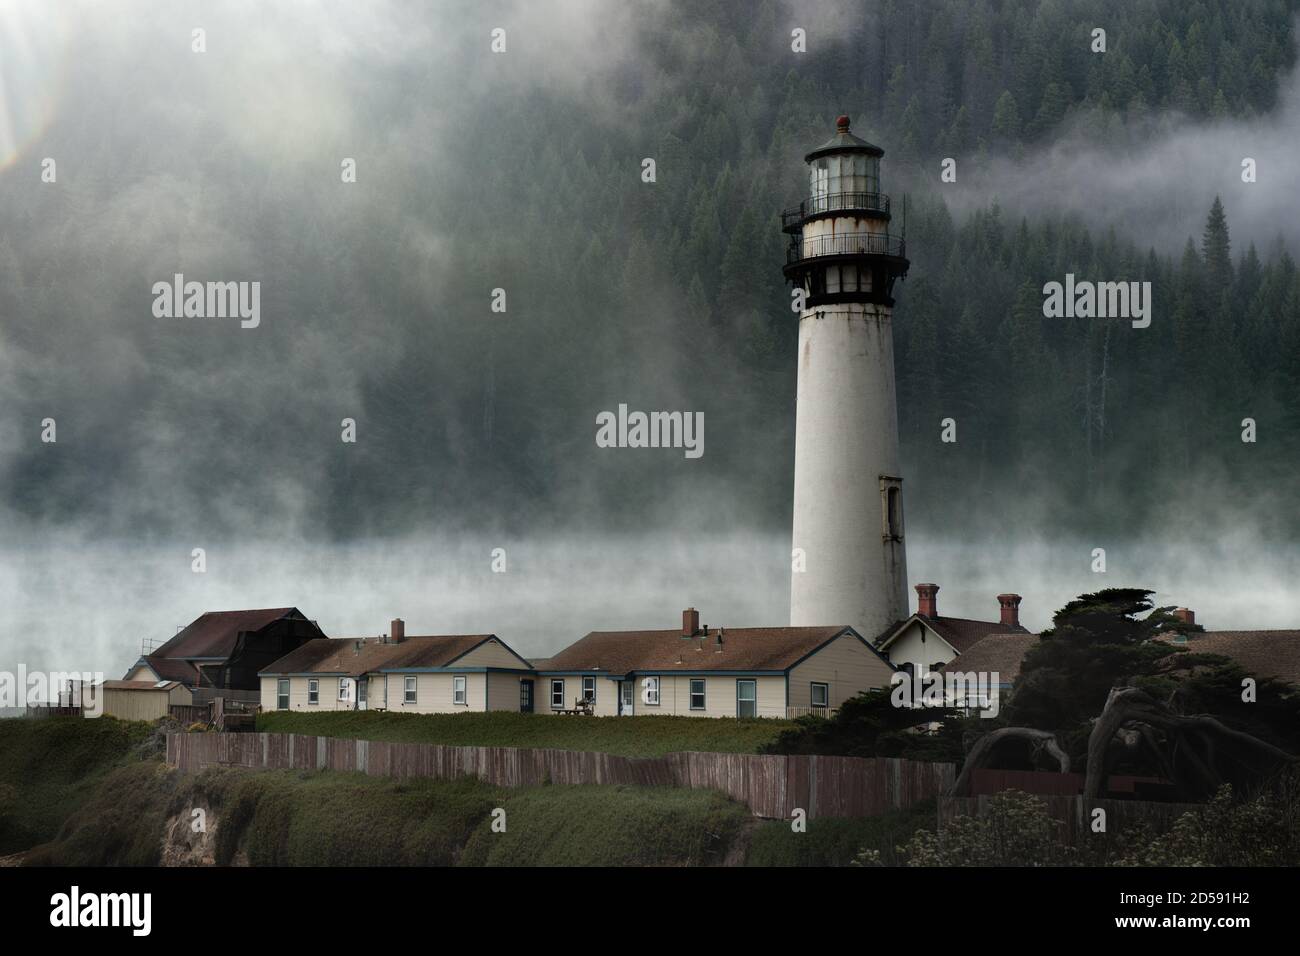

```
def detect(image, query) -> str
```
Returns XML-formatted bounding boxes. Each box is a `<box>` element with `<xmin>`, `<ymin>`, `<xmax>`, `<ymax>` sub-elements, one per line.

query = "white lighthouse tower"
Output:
<box><xmin>782</xmin><ymin>116</ymin><xmax>910</xmax><ymax>639</ymax></box>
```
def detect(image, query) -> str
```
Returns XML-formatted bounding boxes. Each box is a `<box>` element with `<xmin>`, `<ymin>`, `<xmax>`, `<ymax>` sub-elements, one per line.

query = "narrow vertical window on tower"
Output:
<box><xmin>811</xmin><ymin>159</ymin><xmax>829</xmax><ymax>206</ymax></box>
<box><xmin>881</xmin><ymin>476</ymin><xmax>904</xmax><ymax>542</ymax></box>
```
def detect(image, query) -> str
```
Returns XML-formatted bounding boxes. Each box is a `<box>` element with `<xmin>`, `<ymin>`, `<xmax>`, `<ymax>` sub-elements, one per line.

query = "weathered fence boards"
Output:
<box><xmin>165</xmin><ymin>733</ymin><xmax>954</xmax><ymax>820</ymax></box>
<box><xmin>940</xmin><ymin>794</ymin><xmax>1203</xmax><ymax>843</ymax></box>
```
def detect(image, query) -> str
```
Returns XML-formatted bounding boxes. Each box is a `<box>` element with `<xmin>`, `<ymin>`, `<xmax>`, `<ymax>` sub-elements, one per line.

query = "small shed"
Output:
<box><xmin>84</xmin><ymin>680</ymin><xmax>194</xmax><ymax>721</ymax></box>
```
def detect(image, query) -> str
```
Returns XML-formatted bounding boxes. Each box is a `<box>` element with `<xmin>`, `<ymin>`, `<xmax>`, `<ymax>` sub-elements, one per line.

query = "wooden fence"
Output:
<box><xmin>23</xmin><ymin>705</ymin><xmax>82</xmax><ymax>719</ymax></box>
<box><xmin>967</xmin><ymin>768</ymin><xmax>1176</xmax><ymax>800</ymax></box>
<box><xmin>191</xmin><ymin>688</ymin><xmax>261</xmax><ymax>706</ymax></box>
<box><xmin>165</xmin><ymin>732</ymin><xmax>954</xmax><ymax>820</ymax></box>
<box><xmin>169</xmin><ymin>704</ymin><xmax>210</xmax><ymax>725</ymax></box>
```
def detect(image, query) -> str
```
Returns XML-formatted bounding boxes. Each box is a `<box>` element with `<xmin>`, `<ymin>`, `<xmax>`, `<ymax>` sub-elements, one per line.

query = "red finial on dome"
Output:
<box><xmin>836</xmin><ymin>114</ymin><xmax>851</xmax><ymax>131</ymax></box>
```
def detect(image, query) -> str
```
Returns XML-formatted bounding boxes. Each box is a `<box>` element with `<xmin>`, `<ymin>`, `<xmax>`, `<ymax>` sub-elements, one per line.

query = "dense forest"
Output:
<box><xmin>1</xmin><ymin>0</ymin><xmax>1297</xmax><ymax>542</ymax></box>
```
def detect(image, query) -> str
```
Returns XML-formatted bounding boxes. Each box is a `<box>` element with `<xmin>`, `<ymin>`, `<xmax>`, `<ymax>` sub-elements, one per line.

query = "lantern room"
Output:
<box><xmin>781</xmin><ymin>115</ymin><xmax>908</xmax><ymax>307</ymax></box>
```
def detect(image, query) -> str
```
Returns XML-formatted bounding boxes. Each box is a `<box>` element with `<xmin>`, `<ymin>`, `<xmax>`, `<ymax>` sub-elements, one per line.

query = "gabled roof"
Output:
<box><xmin>130</xmin><ymin>656</ymin><xmax>202</xmax><ymax>685</ymax></box>
<box><xmin>152</xmin><ymin>608</ymin><xmax>306</xmax><ymax>659</ymax></box>
<box><xmin>877</xmin><ymin>614</ymin><xmax>1028</xmax><ymax>656</ymax></box>
<box><xmin>380</xmin><ymin>635</ymin><xmax>507</xmax><ymax>671</ymax></box>
<box><xmin>259</xmin><ymin>635</ymin><xmax>505</xmax><ymax>677</ymax></box>
<box><xmin>1156</xmin><ymin>630</ymin><xmax>1300</xmax><ymax>686</ymax></box>
<box><xmin>940</xmin><ymin>633</ymin><xmax>1040</xmax><ymax>685</ymax></box>
<box><xmin>537</xmin><ymin>626</ymin><xmax>888</xmax><ymax>675</ymax></box>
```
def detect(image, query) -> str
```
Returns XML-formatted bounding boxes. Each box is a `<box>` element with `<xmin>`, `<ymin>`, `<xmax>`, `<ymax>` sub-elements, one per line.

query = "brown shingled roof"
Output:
<box><xmin>941</xmin><ymin>633</ymin><xmax>1040</xmax><ymax>684</ymax></box>
<box><xmin>259</xmin><ymin>635</ymin><xmax>500</xmax><ymax>677</ymax></box>
<box><xmin>1156</xmin><ymin>630</ymin><xmax>1300</xmax><ymax>686</ymax></box>
<box><xmin>134</xmin><ymin>656</ymin><xmax>202</xmax><ymax>684</ymax></box>
<box><xmin>153</xmin><ymin>608</ymin><xmax>304</xmax><ymax>659</ymax></box>
<box><xmin>538</xmin><ymin>626</ymin><xmax>871</xmax><ymax>674</ymax></box>
<box><xmin>923</xmin><ymin>616</ymin><xmax>1028</xmax><ymax>653</ymax></box>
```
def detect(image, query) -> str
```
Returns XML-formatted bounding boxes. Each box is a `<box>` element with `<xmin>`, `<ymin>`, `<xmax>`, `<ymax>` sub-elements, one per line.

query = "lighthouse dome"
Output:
<box><xmin>803</xmin><ymin>115</ymin><xmax>885</xmax><ymax>162</ymax></box>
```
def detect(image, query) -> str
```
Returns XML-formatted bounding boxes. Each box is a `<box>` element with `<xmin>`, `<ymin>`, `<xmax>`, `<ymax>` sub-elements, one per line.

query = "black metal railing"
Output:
<box><xmin>781</xmin><ymin>191</ymin><xmax>890</xmax><ymax>230</ymax></box>
<box><xmin>786</xmin><ymin>232</ymin><xmax>906</xmax><ymax>264</ymax></box>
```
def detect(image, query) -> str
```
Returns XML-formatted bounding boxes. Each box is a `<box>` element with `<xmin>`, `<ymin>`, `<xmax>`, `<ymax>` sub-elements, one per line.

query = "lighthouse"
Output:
<box><xmin>782</xmin><ymin>116</ymin><xmax>910</xmax><ymax>639</ymax></box>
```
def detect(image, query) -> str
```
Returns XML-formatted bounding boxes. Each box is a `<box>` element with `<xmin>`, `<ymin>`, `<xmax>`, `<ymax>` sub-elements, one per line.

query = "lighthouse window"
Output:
<box><xmin>841</xmin><ymin>265</ymin><xmax>858</xmax><ymax>293</ymax></box>
<box><xmin>887</xmin><ymin>487</ymin><xmax>901</xmax><ymax>538</ymax></box>
<box><xmin>864</xmin><ymin>156</ymin><xmax>880</xmax><ymax>194</ymax></box>
<box><xmin>881</xmin><ymin>477</ymin><xmax>904</xmax><ymax>541</ymax></box>
<box><xmin>826</xmin><ymin>266</ymin><xmax>840</xmax><ymax>293</ymax></box>
<box><xmin>811</xmin><ymin>159</ymin><xmax>829</xmax><ymax>199</ymax></box>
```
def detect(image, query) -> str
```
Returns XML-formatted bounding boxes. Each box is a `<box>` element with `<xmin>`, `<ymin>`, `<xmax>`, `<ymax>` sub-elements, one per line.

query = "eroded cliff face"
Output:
<box><xmin>158</xmin><ymin>797</ymin><xmax>247</xmax><ymax>867</ymax></box>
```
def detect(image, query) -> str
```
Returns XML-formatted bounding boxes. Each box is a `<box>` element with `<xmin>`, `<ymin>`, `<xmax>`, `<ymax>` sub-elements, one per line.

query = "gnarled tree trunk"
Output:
<box><xmin>1084</xmin><ymin>686</ymin><xmax>1300</xmax><ymax>799</ymax></box>
<box><xmin>949</xmin><ymin>727</ymin><xmax>1070</xmax><ymax>797</ymax></box>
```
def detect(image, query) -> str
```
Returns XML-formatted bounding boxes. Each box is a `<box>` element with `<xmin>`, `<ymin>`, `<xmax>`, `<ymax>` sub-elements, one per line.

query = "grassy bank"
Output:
<box><xmin>6</xmin><ymin>717</ymin><xmax>928</xmax><ymax>866</ymax></box>
<box><xmin>256</xmin><ymin>710</ymin><xmax>794</xmax><ymax>758</ymax></box>
<box><xmin>0</xmin><ymin>717</ymin><xmax>154</xmax><ymax>855</ymax></box>
<box><xmin>744</xmin><ymin>801</ymin><xmax>937</xmax><ymax>866</ymax></box>
<box><xmin>32</xmin><ymin>765</ymin><xmax>753</xmax><ymax>867</ymax></box>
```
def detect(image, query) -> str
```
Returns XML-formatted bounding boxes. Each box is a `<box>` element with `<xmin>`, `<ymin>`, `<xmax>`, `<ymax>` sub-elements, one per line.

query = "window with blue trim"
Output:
<box><xmin>689</xmin><ymin>678</ymin><xmax>706</xmax><ymax>710</ymax></box>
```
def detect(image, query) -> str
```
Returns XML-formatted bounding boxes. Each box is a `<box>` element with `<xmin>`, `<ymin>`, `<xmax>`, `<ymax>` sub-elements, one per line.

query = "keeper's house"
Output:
<box><xmin>258</xmin><ymin>609</ymin><xmax>894</xmax><ymax>719</ymax></box>
<box><xmin>258</xmin><ymin>619</ymin><xmax>533</xmax><ymax>713</ymax></box>
<box><xmin>531</xmin><ymin>609</ymin><xmax>895</xmax><ymax>718</ymax></box>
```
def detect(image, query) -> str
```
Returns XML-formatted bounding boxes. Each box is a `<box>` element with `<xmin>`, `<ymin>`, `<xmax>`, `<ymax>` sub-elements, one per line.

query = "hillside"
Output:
<box><xmin>0</xmin><ymin>717</ymin><xmax>154</xmax><ymax>855</ymax></box>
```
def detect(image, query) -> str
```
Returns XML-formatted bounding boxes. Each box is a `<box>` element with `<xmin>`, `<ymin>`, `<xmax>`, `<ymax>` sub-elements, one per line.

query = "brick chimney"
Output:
<box><xmin>682</xmin><ymin>608</ymin><xmax>699</xmax><ymax>638</ymax></box>
<box><xmin>915</xmin><ymin>583</ymin><xmax>939</xmax><ymax>618</ymax></box>
<box><xmin>997</xmin><ymin>594</ymin><xmax>1022</xmax><ymax>628</ymax></box>
<box><xmin>1173</xmin><ymin>608</ymin><xmax>1195</xmax><ymax>628</ymax></box>
<box><xmin>391</xmin><ymin>618</ymin><xmax>405</xmax><ymax>644</ymax></box>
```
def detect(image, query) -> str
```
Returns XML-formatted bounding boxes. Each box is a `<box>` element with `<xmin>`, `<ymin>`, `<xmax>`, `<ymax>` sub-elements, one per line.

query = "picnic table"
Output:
<box><xmin>559</xmin><ymin>697</ymin><xmax>595</xmax><ymax>716</ymax></box>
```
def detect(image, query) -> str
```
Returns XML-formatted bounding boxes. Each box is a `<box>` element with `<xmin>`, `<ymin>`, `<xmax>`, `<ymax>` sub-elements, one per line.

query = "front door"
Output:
<box><xmin>519</xmin><ymin>679</ymin><xmax>534</xmax><ymax>714</ymax></box>
<box><xmin>357</xmin><ymin>678</ymin><xmax>368</xmax><ymax>711</ymax></box>
<box><xmin>619</xmin><ymin>680</ymin><xmax>634</xmax><ymax>716</ymax></box>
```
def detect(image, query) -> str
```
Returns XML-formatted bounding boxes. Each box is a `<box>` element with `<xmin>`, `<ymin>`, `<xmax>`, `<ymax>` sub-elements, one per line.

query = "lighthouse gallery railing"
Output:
<box><xmin>781</xmin><ymin>191</ymin><xmax>891</xmax><ymax>230</ymax></box>
<box><xmin>786</xmin><ymin>232</ymin><xmax>906</xmax><ymax>264</ymax></box>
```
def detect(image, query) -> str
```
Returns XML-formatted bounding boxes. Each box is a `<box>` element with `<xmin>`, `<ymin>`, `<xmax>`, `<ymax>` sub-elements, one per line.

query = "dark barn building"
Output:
<box><xmin>126</xmin><ymin>607</ymin><xmax>327</xmax><ymax>692</ymax></box>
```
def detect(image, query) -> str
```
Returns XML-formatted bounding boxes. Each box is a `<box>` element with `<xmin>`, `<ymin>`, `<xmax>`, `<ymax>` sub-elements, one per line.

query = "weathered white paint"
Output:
<box><xmin>790</xmin><ymin>300</ymin><xmax>908</xmax><ymax>639</ymax></box>
<box><xmin>879</xmin><ymin>620</ymin><xmax>958</xmax><ymax>674</ymax></box>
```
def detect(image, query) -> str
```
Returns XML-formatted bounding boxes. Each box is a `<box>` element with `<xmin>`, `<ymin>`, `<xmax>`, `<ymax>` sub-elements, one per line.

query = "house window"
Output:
<box><xmin>277</xmin><ymin>679</ymin><xmax>289</xmax><ymax>710</ymax></box>
<box><xmin>643</xmin><ymin>676</ymin><xmax>660</xmax><ymax>706</ymax></box>
<box><xmin>338</xmin><ymin>678</ymin><xmax>352</xmax><ymax>702</ymax></box>
<box><xmin>404</xmin><ymin>675</ymin><xmax>417</xmax><ymax>705</ymax></box>
<box><xmin>810</xmin><ymin>682</ymin><xmax>829</xmax><ymax>709</ymax></box>
<box><xmin>550</xmin><ymin>678</ymin><xmax>565</xmax><ymax>710</ymax></box>
<box><xmin>581</xmin><ymin>676</ymin><xmax>596</xmax><ymax>703</ymax></box>
<box><xmin>689</xmin><ymin>679</ymin><xmax>706</xmax><ymax>711</ymax></box>
<box><xmin>453</xmin><ymin>676</ymin><xmax>467</xmax><ymax>706</ymax></box>
<box><xmin>736</xmin><ymin>680</ymin><xmax>757</xmax><ymax>718</ymax></box>
<box><xmin>307</xmin><ymin>679</ymin><xmax>319</xmax><ymax>705</ymax></box>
